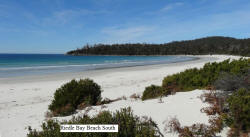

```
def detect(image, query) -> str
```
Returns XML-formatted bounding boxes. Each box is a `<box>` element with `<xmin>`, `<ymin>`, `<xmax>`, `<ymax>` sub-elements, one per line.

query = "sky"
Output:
<box><xmin>0</xmin><ymin>0</ymin><xmax>250</xmax><ymax>53</ymax></box>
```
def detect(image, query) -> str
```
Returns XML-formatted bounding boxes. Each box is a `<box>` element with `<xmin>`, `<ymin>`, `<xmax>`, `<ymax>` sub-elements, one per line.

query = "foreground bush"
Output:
<box><xmin>49</xmin><ymin>79</ymin><xmax>102</xmax><ymax>116</ymax></box>
<box><xmin>223</xmin><ymin>88</ymin><xmax>250</xmax><ymax>137</ymax></box>
<box><xmin>165</xmin><ymin>90</ymin><xmax>225</xmax><ymax>137</ymax></box>
<box><xmin>142</xmin><ymin>85</ymin><xmax>167</xmax><ymax>100</ymax></box>
<box><xmin>165</xmin><ymin>88</ymin><xmax>250</xmax><ymax>137</ymax></box>
<box><xmin>28</xmin><ymin>107</ymin><xmax>163</xmax><ymax>137</ymax></box>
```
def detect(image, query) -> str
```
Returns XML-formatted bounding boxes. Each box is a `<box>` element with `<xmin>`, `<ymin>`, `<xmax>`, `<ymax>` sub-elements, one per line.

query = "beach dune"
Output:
<box><xmin>0</xmin><ymin>55</ymin><xmax>242</xmax><ymax>137</ymax></box>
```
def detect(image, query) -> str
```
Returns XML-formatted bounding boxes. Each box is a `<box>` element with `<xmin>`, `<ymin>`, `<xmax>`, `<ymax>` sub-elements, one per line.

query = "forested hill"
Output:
<box><xmin>67</xmin><ymin>36</ymin><xmax>250</xmax><ymax>56</ymax></box>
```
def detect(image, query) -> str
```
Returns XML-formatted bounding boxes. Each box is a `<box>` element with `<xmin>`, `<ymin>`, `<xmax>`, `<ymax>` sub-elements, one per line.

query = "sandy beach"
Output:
<box><xmin>0</xmin><ymin>55</ymin><xmax>243</xmax><ymax>137</ymax></box>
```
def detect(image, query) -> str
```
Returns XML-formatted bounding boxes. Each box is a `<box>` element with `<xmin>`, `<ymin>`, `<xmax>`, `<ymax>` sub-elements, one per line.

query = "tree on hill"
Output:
<box><xmin>67</xmin><ymin>36</ymin><xmax>250</xmax><ymax>56</ymax></box>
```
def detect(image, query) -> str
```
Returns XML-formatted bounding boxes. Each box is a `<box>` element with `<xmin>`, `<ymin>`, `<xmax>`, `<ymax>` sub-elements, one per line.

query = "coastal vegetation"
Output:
<box><xmin>67</xmin><ymin>36</ymin><xmax>250</xmax><ymax>56</ymax></box>
<box><xmin>165</xmin><ymin>90</ymin><xmax>224</xmax><ymax>137</ymax></box>
<box><xmin>165</xmin><ymin>88</ymin><xmax>250</xmax><ymax>137</ymax></box>
<box><xmin>161</xmin><ymin>58</ymin><xmax>250</xmax><ymax>136</ymax></box>
<box><xmin>141</xmin><ymin>85</ymin><xmax>165</xmax><ymax>101</ymax></box>
<box><xmin>214</xmin><ymin>71</ymin><xmax>250</xmax><ymax>93</ymax></box>
<box><xmin>29</xmin><ymin>58</ymin><xmax>249</xmax><ymax>137</ymax></box>
<box><xmin>224</xmin><ymin>88</ymin><xmax>250</xmax><ymax>136</ymax></box>
<box><xmin>48</xmin><ymin>79</ymin><xmax>102</xmax><ymax>116</ymax></box>
<box><xmin>28</xmin><ymin>107</ymin><xmax>163</xmax><ymax>137</ymax></box>
<box><xmin>142</xmin><ymin>58</ymin><xmax>249</xmax><ymax>100</ymax></box>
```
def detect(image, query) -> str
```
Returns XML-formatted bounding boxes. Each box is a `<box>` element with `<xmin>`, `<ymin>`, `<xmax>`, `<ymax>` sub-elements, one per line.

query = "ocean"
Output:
<box><xmin>0</xmin><ymin>54</ymin><xmax>196</xmax><ymax>78</ymax></box>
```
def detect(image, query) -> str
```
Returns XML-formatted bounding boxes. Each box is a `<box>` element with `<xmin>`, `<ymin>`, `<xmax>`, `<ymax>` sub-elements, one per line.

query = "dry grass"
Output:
<box><xmin>130</xmin><ymin>93</ymin><xmax>140</xmax><ymax>100</ymax></box>
<box><xmin>164</xmin><ymin>90</ymin><xmax>225</xmax><ymax>137</ymax></box>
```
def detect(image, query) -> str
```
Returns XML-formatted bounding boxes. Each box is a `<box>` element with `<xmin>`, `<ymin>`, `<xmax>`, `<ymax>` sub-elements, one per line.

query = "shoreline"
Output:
<box><xmin>0</xmin><ymin>55</ymin><xmax>200</xmax><ymax>84</ymax></box>
<box><xmin>0</xmin><ymin>55</ymin><xmax>197</xmax><ymax>79</ymax></box>
<box><xmin>0</xmin><ymin>55</ymin><xmax>244</xmax><ymax>137</ymax></box>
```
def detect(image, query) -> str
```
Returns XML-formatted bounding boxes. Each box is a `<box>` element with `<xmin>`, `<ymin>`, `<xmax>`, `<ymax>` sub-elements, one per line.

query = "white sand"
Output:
<box><xmin>57</xmin><ymin>89</ymin><xmax>210</xmax><ymax>137</ymax></box>
<box><xmin>0</xmin><ymin>55</ymin><xmax>243</xmax><ymax>137</ymax></box>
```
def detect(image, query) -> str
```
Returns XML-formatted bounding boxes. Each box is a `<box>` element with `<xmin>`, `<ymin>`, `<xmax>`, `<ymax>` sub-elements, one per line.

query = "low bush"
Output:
<box><xmin>165</xmin><ymin>90</ymin><xmax>225</xmax><ymax>137</ymax></box>
<box><xmin>165</xmin><ymin>87</ymin><xmax>250</xmax><ymax>137</ymax></box>
<box><xmin>142</xmin><ymin>58</ymin><xmax>249</xmax><ymax>100</ymax></box>
<box><xmin>27</xmin><ymin>107</ymin><xmax>164</xmax><ymax>137</ymax></box>
<box><xmin>165</xmin><ymin>117</ymin><xmax>216</xmax><ymax>137</ymax></box>
<box><xmin>213</xmin><ymin>70</ymin><xmax>249</xmax><ymax>94</ymax></box>
<box><xmin>162</xmin><ymin>58</ymin><xmax>249</xmax><ymax>93</ymax></box>
<box><xmin>48</xmin><ymin>79</ymin><xmax>102</xmax><ymax>116</ymax></box>
<box><xmin>223</xmin><ymin>88</ymin><xmax>250</xmax><ymax>137</ymax></box>
<box><xmin>142</xmin><ymin>85</ymin><xmax>167</xmax><ymax>100</ymax></box>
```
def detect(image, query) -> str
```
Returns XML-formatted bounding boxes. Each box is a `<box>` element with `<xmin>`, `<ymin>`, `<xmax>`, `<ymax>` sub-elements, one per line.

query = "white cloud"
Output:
<box><xmin>34</xmin><ymin>8</ymin><xmax>109</xmax><ymax>26</ymax></box>
<box><xmin>101</xmin><ymin>26</ymin><xmax>156</xmax><ymax>43</ymax></box>
<box><xmin>160</xmin><ymin>2</ymin><xmax>184</xmax><ymax>12</ymax></box>
<box><xmin>145</xmin><ymin>9</ymin><xmax>250</xmax><ymax>42</ymax></box>
<box><xmin>99</xmin><ymin>8</ymin><xmax>250</xmax><ymax>44</ymax></box>
<box><xmin>43</xmin><ymin>9</ymin><xmax>100</xmax><ymax>25</ymax></box>
<box><xmin>145</xmin><ymin>2</ymin><xmax>184</xmax><ymax>15</ymax></box>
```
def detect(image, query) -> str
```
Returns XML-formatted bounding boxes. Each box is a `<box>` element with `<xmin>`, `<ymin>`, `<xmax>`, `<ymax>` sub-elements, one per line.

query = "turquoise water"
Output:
<box><xmin>0</xmin><ymin>54</ymin><xmax>196</xmax><ymax>78</ymax></box>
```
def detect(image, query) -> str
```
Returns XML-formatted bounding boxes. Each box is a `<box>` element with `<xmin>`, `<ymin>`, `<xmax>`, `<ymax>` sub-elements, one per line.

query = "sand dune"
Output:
<box><xmin>0</xmin><ymin>55</ymin><xmax>242</xmax><ymax>137</ymax></box>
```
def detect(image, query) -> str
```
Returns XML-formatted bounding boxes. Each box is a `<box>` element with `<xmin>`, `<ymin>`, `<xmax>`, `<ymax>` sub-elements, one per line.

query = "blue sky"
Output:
<box><xmin>0</xmin><ymin>0</ymin><xmax>250</xmax><ymax>53</ymax></box>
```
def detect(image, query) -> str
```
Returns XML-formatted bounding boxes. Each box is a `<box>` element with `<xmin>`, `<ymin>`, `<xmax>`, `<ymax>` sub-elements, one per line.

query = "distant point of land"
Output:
<box><xmin>67</xmin><ymin>36</ymin><xmax>250</xmax><ymax>56</ymax></box>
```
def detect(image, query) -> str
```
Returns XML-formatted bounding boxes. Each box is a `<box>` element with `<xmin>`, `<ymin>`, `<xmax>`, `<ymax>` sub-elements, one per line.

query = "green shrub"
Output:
<box><xmin>162</xmin><ymin>58</ymin><xmax>249</xmax><ymax>92</ymax></box>
<box><xmin>142</xmin><ymin>85</ymin><xmax>167</xmax><ymax>100</ymax></box>
<box><xmin>27</xmin><ymin>107</ymin><xmax>163</xmax><ymax>137</ymax></box>
<box><xmin>49</xmin><ymin>79</ymin><xmax>102</xmax><ymax>116</ymax></box>
<box><xmin>213</xmin><ymin>70</ymin><xmax>249</xmax><ymax>96</ymax></box>
<box><xmin>223</xmin><ymin>88</ymin><xmax>250</xmax><ymax>136</ymax></box>
<box><xmin>142</xmin><ymin>58</ymin><xmax>249</xmax><ymax>100</ymax></box>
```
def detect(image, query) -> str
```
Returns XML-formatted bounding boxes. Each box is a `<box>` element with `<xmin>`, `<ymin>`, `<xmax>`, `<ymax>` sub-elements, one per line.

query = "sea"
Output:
<box><xmin>0</xmin><ymin>54</ymin><xmax>196</xmax><ymax>78</ymax></box>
